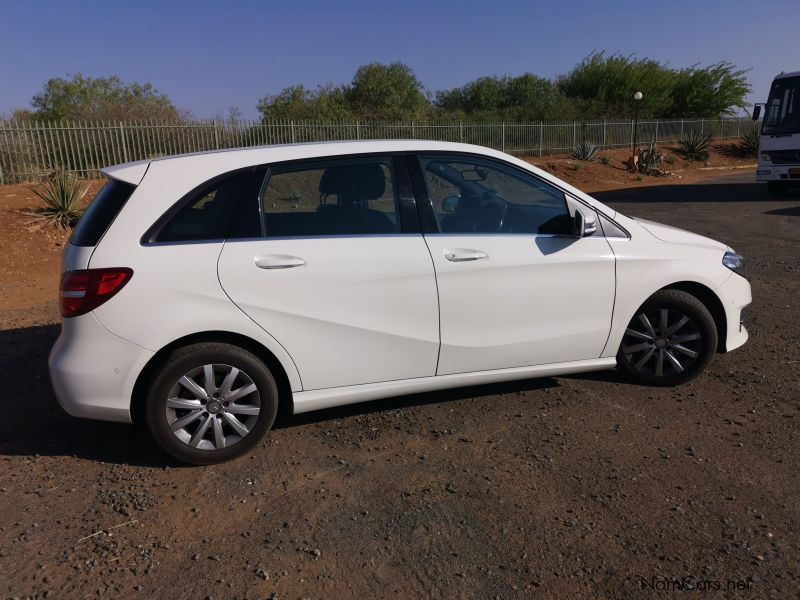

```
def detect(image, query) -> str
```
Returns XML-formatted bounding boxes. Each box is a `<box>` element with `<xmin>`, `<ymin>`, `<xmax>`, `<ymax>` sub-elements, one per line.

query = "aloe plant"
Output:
<box><xmin>28</xmin><ymin>170</ymin><xmax>87</xmax><ymax>228</ymax></box>
<box><xmin>677</xmin><ymin>130</ymin><xmax>711</xmax><ymax>161</ymax></box>
<box><xmin>571</xmin><ymin>142</ymin><xmax>600</xmax><ymax>162</ymax></box>
<box><xmin>738</xmin><ymin>128</ymin><xmax>759</xmax><ymax>157</ymax></box>
<box><xmin>636</xmin><ymin>142</ymin><xmax>664</xmax><ymax>174</ymax></box>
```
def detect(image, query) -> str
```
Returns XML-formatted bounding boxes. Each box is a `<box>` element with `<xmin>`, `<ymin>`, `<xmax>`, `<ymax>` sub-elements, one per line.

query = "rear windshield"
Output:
<box><xmin>70</xmin><ymin>179</ymin><xmax>136</xmax><ymax>247</ymax></box>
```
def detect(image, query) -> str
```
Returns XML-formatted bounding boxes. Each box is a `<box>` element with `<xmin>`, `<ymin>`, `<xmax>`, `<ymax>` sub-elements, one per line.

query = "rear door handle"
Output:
<box><xmin>254</xmin><ymin>254</ymin><xmax>307</xmax><ymax>269</ymax></box>
<box><xmin>444</xmin><ymin>248</ymin><xmax>489</xmax><ymax>262</ymax></box>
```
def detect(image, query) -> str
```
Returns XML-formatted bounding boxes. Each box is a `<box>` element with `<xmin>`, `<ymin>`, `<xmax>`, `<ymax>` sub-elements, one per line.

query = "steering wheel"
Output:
<box><xmin>475</xmin><ymin>199</ymin><xmax>507</xmax><ymax>233</ymax></box>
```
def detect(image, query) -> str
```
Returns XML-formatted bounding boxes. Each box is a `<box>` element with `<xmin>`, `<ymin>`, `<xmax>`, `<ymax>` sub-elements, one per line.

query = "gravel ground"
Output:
<box><xmin>0</xmin><ymin>173</ymin><xmax>798</xmax><ymax>599</ymax></box>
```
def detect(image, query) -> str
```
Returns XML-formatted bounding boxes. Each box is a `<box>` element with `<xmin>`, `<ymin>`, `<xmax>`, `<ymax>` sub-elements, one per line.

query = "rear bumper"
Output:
<box><xmin>48</xmin><ymin>313</ymin><xmax>153</xmax><ymax>423</ymax></box>
<box><xmin>715</xmin><ymin>272</ymin><xmax>751</xmax><ymax>352</ymax></box>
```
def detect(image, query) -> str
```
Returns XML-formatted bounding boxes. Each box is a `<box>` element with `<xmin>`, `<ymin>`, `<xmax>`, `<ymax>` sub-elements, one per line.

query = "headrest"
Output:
<box><xmin>319</xmin><ymin>163</ymin><xmax>386</xmax><ymax>200</ymax></box>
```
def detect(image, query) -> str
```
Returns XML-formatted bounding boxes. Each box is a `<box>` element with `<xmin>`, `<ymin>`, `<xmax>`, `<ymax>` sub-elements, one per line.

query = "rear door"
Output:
<box><xmin>217</xmin><ymin>155</ymin><xmax>440</xmax><ymax>391</ymax></box>
<box><xmin>410</xmin><ymin>153</ymin><xmax>616</xmax><ymax>375</ymax></box>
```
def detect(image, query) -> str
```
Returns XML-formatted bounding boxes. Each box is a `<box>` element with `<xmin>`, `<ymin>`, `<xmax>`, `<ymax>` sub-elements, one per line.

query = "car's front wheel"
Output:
<box><xmin>617</xmin><ymin>290</ymin><xmax>717</xmax><ymax>386</ymax></box>
<box><xmin>144</xmin><ymin>342</ymin><xmax>278</xmax><ymax>464</ymax></box>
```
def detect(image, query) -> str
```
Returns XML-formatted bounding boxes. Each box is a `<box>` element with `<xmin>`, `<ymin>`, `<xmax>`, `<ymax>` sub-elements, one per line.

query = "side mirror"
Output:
<box><xmin>574</xmin><ymin>209</ymin><xmax>597</xmax><ymax>237</ymax></box>
<box><xmin>752</xmin><ymin>105</ymin><xmax>762</xmax><ymax>121</ymax></box>
<box><xmin>441</xmin><ymin>196</ymin><xmax>460</xmax><ymax>213</ymax></box>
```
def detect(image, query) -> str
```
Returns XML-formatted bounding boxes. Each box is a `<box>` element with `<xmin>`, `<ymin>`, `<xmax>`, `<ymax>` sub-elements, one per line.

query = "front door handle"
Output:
<box><xmin>444</xmin><ymin>248</ymin><xmax>489</xmax><ymax>262</ymax></box>
<box><xmin>254</xmin><ymin>254</ymin><xmax>307</xmax><ymax>269</ymax></box>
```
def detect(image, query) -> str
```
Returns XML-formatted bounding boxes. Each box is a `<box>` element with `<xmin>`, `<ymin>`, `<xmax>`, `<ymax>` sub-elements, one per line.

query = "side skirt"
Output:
<box><xmin>292</xmin><ymin>358</ymin><xmax>617</xmax><ymax>414</ymax></box>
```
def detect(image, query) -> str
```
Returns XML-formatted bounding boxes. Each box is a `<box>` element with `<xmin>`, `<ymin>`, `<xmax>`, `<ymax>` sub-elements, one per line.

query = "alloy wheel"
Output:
<box><xmin>621</xmin><ymin>308</ymin><xmax>702</xmax><ymax>377</ymax></box>
<box><xmin>165</xmin><ymin>364</ymin><xmax>260</xmax><ymax>450</ymax></box>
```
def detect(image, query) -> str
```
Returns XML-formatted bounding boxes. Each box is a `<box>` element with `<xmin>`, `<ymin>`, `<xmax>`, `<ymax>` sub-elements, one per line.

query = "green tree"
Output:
<box><xmin>256</xmin><ymin>84</ymin><xmax>354</xmax><ymax>121</ymax></box>
<box><xmin>557</xmin><ymin>53</ymin><xmax>677</xmax><ymax>117</ymax></box>
<box><xmin>31</xmin><ymin>73</ymin><xmax>181</xmax><ymax>121</ymax></box>
<box><xmin>558</xmin><ymin>53</ymin><xmax>750</xmax><ymax>118</ymax></box>
<box><xmin>347</xmin><ymin>62</ymin><xmax>431</xmax><ymax>121</ymax></box>
<box><xmin>437</xmin><ymin>73</ymin><xmax>573</xmax><ymax>120</ymax></box>
<box><xmin>669</xmin><ymin>63</ymin><xmax>751</xmax><ymax>117</ymax></box>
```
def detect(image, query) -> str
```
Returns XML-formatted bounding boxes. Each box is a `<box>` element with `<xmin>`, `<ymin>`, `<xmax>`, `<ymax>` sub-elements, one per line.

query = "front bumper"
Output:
<box><xmin>715</xmin><ymin>272</ymin><xmax>751</xmax><ymax>352</ymax></box>
<box><xmin>48</xmin><ymin>313</ymin><xmax>154</xmax><ymax>423</ymax></box>
<box><xmin>756</xmin><ymin>164</ymin><xmax>800</xmax><ymax>182</ymax></box>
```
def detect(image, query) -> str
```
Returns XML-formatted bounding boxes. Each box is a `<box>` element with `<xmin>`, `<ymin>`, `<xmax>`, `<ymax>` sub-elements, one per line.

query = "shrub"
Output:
<box><xmin>571</xmin><ymin>142</ymin><xmax>600</xmax><ymax>161</ymax></box>
<box><xmin>636</xmin><ymin>142</ymin><xmax>664</xmax><ymax>174</ymax></box>
<box><xmin>27</xmin><ymin>170</ymin><xmax>87</xmax><ymax>228</ymax></box>
<box><xmin>677</xmin><ymin>130</ymin><xmax>711</xmax><ymax>161</ymax></box>
<box><xmin>600</xmin><ymin>155</ymin><xmax>611</xmax><ymax>165</ymax></box>
<box><xmin>738</xmin><ymin>128</ymin><xmax>759</xmax><ymax>157</ymax></box>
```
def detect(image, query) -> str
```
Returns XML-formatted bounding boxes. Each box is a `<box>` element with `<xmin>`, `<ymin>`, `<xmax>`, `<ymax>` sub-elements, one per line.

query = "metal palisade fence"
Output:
<box><xmin>0</xmin><ymin>117</ymin><xmax>757</xmax><ymax>183</ymax></box>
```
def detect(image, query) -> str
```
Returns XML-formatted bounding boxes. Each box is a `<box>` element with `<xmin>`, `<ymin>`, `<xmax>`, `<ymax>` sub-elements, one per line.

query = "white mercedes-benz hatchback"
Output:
<box><xmin>49</xmin><ymin>141</ymin><xmax>751</xmax><ymax>463</ymax></box>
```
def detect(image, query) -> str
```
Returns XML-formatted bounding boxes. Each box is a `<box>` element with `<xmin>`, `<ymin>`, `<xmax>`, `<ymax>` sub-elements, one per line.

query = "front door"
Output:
<box><xmin>411</xmin><ymin>153</ymin><xmax>616</xmax><ymax>375</ymax></box>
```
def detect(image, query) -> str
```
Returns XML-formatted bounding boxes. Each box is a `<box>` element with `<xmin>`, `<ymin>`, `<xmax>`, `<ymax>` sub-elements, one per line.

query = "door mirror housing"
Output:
<box><xmin>441</xmin><ymin>196</ymin><xmax>461</xmax><ymax>213</ymax></box>
<box><xmin>752</xmin><ymin>105</ymin><xmax>762</xmax><ymax>121</ymax></box>
<box><xmin>574</xmin><ymin>209</ymin><xmax>597</xmax><ymax>237</ymax></box>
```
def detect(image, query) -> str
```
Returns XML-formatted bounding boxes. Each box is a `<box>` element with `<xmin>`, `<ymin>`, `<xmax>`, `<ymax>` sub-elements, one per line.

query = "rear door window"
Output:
<box><xmin>260</xmin><ymin>157</ymin><xmax>401</xmax><ymax>237</ymax></box>
<box><xmin>70</xmin><ymin>178</ymin><xmax>136</xmax><ymax>246</ymax></box>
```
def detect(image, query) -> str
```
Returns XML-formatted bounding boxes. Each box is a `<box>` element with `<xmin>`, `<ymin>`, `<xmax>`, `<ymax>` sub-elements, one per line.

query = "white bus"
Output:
<box><xmin>753</xmin><ymin>71</ymin><xmax>800</xmax><ymax>196</ymax></box>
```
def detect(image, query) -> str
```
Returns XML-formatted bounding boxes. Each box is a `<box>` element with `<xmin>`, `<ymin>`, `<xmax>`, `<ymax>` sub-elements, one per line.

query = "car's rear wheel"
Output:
<box><xmin>145</xmin><ymin>343</ymin><xmax>278</xmax><ymax>464</ymax></box>
<box><xmin>617</xmin><ymin>290</ymin><xmax>717</xmax><ymax>386</ymax></box>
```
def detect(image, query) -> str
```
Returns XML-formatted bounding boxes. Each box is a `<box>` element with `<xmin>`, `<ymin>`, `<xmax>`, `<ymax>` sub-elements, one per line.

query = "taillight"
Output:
<box><xmin>59</xmin><ymin>268</ymin><xmax>133</xmax><ymax>318</ymax></box>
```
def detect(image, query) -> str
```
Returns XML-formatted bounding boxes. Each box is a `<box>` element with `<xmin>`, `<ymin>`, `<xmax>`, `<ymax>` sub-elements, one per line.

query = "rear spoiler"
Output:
<box><xmin>100</xmin><ymin>160</ymin><xmax>150</xmax><ymax>185</ymax></box>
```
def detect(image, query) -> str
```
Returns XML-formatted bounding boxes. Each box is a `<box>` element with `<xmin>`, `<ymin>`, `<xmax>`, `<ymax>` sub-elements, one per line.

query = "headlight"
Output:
<box><xmin>760</xmin><ymin>153</ymin><xmax>770</xmax><ymax>162</ymax></box>
<box><xmin>722</xmin><ymin>251</ymin><xmax>744</xmax><ymax>275</ymax></box>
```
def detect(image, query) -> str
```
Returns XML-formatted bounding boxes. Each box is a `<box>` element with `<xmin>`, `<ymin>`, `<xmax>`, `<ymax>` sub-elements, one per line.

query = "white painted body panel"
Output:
<box><xmin>217</xmin><ymin>236</ymin><xmax>440</xmax><ymax>390</ymax></box>
<box><xmin>603</xmin><ymin>216</ymin><xmax>746</xmax><ymax>356</ymax></box>
<box><xmin>49</xmin><ymin>312</ymin><xmax>153</xmax><ymax>423</ymax></box>
<box><xmin>88</xmin><ymin>240</ymin><xmax>303</xmax><ymax>393</ymax></box>
<box><xmin>48</xmin><ymin>140</ymin><xmax>752</xmax><ymax>424</ymax></box>
<box><xmin>422</xmin><ymin>234</ymin><xmax>615</xmax><ymax>374</ymax></box>
<box><xmin>293</xmin><ymin>358</ymin><xmax>617</xmax><ymax>413</ymax></box>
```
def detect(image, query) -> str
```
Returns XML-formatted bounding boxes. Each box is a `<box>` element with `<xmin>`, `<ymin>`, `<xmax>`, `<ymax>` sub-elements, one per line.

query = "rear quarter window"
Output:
<box><xmin>70</xmin><ymin>179</ymin><xmax>136</xmax><ymax>247</ymax></box>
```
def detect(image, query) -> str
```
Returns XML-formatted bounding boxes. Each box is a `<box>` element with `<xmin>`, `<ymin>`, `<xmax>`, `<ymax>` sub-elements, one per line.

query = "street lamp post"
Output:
<box><xmin>632</xmin><ymin>91</ymin><xmax>643</xmax><ymax>152</ymax></box>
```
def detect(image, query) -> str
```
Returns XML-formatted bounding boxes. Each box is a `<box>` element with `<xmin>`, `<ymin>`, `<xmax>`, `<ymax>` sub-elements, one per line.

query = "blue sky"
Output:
<box><xmin>1</xmin><ymin>0</ymin><xmax>795</xmax><ymax>119</ymax></box>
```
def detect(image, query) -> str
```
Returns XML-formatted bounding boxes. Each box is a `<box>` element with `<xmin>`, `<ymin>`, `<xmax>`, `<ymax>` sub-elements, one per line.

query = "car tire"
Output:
<box><xmin>767</xmin><ymin>181</ymin><xmax>786</xmax><ymax>197</ymax></box>
<box><xmin>617</xmin><ymin>290</ymin><xmax>717</xmax><ymax>387</ymax></box>
<box><xmin>144</xmin><ymin>342</ymin><xmax>278</xmax><ymax>465</ymax></box>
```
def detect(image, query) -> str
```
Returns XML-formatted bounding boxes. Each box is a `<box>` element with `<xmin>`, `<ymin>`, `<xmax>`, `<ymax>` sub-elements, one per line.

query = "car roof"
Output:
<box><xmin>101</xmin><ymin>140</ymin><xmax>519</xmax><ymax>185</ymax></box>
<box><xmin>99</xmin><ymin>139</ymin><xmax>617</xmax><ymax>220</ymax></box>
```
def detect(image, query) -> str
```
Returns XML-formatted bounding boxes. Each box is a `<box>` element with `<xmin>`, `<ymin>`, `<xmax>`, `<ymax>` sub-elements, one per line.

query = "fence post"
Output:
<box><xmin>572</xmin><ymin>121</ymin><xmax>576</xmax><ymax>148</ymax></box>
<box><xmin>700</xmin><ymin>118</ymin><xmax>704</xmax><ymax>134</ymax></box>
<box><xmin>290</xmin><ymin>121</ymin><xmax>296</xmax><ymax>144</ymax></box>
<box><xmin>411</xmin><ymin>121</ymin><xmax>415</xmax><ymax>139</ymax></box>
<box><xmin>680</xmin><ymin>118</ymin><xmax>684</xmax><ymax>138</ymax></box>
<box><xmin>602</xmin><ymin>119</ymin><xmax>607</xmax><ymax>148</ymax></box>
<box><xmin>502</xmin><ymin>122</ymin><xmax>506</xmax><ymax>152</ymax></box>
<box><xmin>356</xmin><ymin>121</ymin><xmax>360</xmax><ymax>140</ymax></box>
<box><xmin>214</xmin><ymin>120</ymin><xmax>221</xmax><ymax>149</ymax></box>
<box><xmin>539</xmin><ymin>121</ymin><xmax>543</xmax><ymax>157</ymax></box>
<box><xmin>119</xmin><ymin>122</ymin><xmax>129</xmax><ymax>163</ymax></box>
<box><xmin>459</xmin><ymin>121</ymin><xmax>464</xmax><ymax>142</ymax></box>
<box><xmin>630</xmin><ymin>118</ymin><xmax>634</xmax><ymax>148</ymax></box>
<box><xmin>654</xmin><ymin>118</ymin><xmax>659</xmax><ymax>144</ymax></box>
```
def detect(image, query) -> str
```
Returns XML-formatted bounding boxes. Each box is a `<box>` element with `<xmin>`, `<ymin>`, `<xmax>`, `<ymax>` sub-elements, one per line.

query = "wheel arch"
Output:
<box><xmin>130</xmin><ymin>331</ymin><xmax>295</xmax><ymax>426</ymax></box>
<box><xmin>658</xmin><ymin>281</ymin><xmax>727</xmax><ymax>353</ymax></box>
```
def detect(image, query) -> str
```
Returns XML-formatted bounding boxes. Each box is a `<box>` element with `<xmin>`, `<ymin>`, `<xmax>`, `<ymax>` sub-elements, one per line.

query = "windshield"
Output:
<box><xmin>763</xmin><ymin>76</ymin><xmax>800</xmax><ymax>135</ymax></box>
